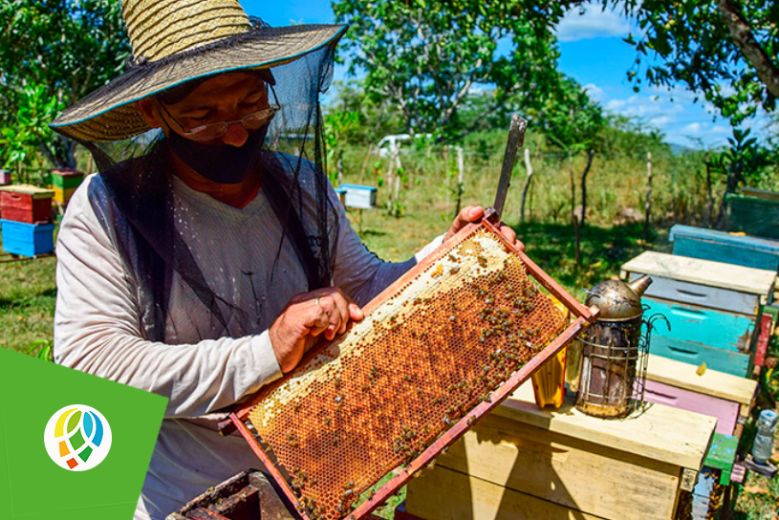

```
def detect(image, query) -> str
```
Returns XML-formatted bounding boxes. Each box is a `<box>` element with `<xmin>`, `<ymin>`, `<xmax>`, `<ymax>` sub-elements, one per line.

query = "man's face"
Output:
<box><xmin>141</xmin><ymin>71</ymin><xmax>271</xmax><ymax>148</ymax></box>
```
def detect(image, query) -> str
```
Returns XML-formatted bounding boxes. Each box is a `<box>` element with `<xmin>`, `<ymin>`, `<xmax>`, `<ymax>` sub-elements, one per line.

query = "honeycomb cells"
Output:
<box><xmin>246</xmin><ymin>226</ymin><xmax>567</xmax><ymax>519</ymax></box>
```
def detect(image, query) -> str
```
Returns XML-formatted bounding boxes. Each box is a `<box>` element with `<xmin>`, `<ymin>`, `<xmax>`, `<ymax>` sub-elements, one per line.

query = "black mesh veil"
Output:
<box><xmin>73</xmin><ymin>19</ymin><xmax>341</xmax><ymax>342</ymax></box>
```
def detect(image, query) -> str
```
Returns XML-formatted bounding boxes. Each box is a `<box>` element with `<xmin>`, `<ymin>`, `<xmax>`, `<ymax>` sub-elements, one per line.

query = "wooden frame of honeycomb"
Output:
<box><xmin>227</xmin><ymin>217</ymin><xmax>596</xmax><ymax>520</ymax></box>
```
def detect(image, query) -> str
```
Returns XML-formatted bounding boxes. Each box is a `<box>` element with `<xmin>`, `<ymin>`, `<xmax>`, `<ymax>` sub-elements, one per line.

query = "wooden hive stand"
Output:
<box><xmin>402</xmin><ymin>381</ymin><xmax>716</xmax><ymax>520</ymax></box>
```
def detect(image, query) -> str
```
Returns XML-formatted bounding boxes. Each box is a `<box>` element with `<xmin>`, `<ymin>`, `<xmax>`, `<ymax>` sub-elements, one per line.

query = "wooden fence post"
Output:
<box><xmin>454</xmin><ymin>146</ymin><xmax>464</xmax><ymax>218</ymax></box>
<box><xmin>704</xmin><ymin>154</ymin><xmax>714</xmax><ymax>228</ymax></box>
<box><xmin>570</xmin><ymin>167</ymin><xmax>581</xmax><ymax>269</ymax></box>
<box><xmin>644</xmin><ymin>151</ymin><xmax>653</xmax><ymax>242</ymax></box>
<box><xmin>520</xmin><ymin>147</ymin><xmax>534</xmax><ymax>223</ymax></box>
<box><xmin>579</xmin><ymin>148</ymin><xmax>595</xmax><ymax>228</ymax></box>
<box><xmin>385</xmin><ymin>141</ymin><xmax>402</xmax><ymax>214</ymax></box>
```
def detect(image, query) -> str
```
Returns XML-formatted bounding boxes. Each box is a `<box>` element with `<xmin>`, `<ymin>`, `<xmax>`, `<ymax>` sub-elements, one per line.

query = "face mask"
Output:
<box><xmin>167</xmin><ymin>124</ymin><xmax>269</xmax><ymax>184</ymax></box>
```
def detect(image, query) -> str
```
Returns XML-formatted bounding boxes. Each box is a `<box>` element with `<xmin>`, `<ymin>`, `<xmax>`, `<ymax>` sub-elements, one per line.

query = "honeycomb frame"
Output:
<box><xmin>229</xmin><ymin>218</ymin><xmax>594</xmax><ymax>520</ymax></box>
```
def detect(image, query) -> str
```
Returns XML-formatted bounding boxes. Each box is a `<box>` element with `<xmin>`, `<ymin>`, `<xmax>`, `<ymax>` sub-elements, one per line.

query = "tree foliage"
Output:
<box><xmin>0</xmin><ymin>0</ymin><xmax>129</xmax><ymax>169</ymax></box>
<box><xmin>617</xmin><ymin>0</ymin><xmax>778</xmax><ymax>125</ymax></box>
<box><xmin>324</xmin><ymin>80</ymin><xmax>406</xmax><ymax>145</ymax></box>
<box><xmin>707</xmin><ymin>126</ymin><xmax>774</xmax><ymax>225</ymax></box>
<box><xmin>0</xmin><ymin>85</ymin><xmax>62</xmax><ymax>182</ymax></box>
<box><xmin>537</xmin><ymin>77</ymin><xmax>604</xmax><ymax>155</ymax></box>
<box><xmin>332</xmin><ymin>0</ymin><xmax>571</xmax><ymax>140</ymax></box>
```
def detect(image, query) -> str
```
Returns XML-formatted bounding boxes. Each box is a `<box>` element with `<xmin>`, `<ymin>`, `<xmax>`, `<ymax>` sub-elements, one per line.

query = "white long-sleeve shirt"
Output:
<box><xmin>54</xmin><ymin>171</ymin><xmax>442</xmax><ymax>519</ymax></box>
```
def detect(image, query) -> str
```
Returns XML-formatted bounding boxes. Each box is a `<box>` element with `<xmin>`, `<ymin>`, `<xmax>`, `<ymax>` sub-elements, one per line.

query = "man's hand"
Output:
<box><xmin>443</xmin><ymin>205</ymin><xmax>520</xmax><ymax>249</ymax></box>
<box><xmin>269</xmin><ymin>287</ymin><xmax>365</xmax><ymax>373</ymax></box>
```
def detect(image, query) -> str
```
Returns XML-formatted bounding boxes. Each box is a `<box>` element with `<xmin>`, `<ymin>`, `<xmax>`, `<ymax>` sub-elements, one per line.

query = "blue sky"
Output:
<box><xmin>245</xmin><ymin>1</ymin><xmax>774</xmax><ymax>148</ymax></box>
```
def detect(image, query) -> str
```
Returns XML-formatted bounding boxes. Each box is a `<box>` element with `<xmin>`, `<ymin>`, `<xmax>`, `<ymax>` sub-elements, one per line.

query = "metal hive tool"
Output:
<box><xmin>228</xmin><ymin>217</ymin><xmax>595</xmax><ymax>520</ymax></box>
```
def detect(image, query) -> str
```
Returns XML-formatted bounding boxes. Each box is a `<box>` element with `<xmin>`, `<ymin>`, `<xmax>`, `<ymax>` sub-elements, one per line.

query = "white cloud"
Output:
<box><xmin>583</xmin><ymin>83</ymin><xmax>605</xmax><ymax>101</ymax></box>
<box><xmin>649</xmin><ymin>115</ymin><xmax>673</xmax><ymax>127</ymax></box>
<box><xmin>606</xmin><ymin>94</ymin><xmax>666</xmax><ymax>118</ymax></box>
<box><xmin>604</xmin><ymin>98</ymin><xmax>626</xmax><ymax>111</ymax></box>
<box><xmin>682</xmin><ymin>122</ymin><xmax>702</xmax><ymax>135</ymax></box>
<box><xmin>556</xmin><ymin>3</ymin><xmax>631</xmax><ymax>42</ymax></box>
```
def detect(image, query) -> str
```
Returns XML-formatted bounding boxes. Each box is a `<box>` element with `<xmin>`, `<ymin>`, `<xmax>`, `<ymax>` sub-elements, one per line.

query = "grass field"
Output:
<box><xmin>1</xmin><ymin>142</ymin><xmax>776</xmax><ymax>518</ymax></box>
<box><xmin>0</xmin><ymin>252</ymin><xmax>56</xmax><ymax>355</ymax></box>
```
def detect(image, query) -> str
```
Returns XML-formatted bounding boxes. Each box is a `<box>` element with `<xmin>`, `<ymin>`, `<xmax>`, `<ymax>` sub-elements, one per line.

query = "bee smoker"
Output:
<box><xmin>574</xmin><ymin>275</ymin><xmax>652</xmax><ymax>418</ymax></box>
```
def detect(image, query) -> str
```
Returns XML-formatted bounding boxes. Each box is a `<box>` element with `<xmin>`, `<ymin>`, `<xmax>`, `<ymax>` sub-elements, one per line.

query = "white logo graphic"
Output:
<box><xmin>43</xmin><ymin>404</ymin><xmax>112</xmax><ymax>471</ymax></box>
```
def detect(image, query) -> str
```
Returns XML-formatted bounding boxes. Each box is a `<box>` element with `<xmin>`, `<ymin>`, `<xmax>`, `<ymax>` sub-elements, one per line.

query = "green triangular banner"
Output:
<box><xmin>0</xmin><ymin>348</ymin><xmax>167</xmax><ymax>519</ymax></box>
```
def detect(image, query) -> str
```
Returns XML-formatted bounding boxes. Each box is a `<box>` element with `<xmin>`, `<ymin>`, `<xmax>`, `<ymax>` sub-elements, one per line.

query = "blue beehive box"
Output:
<box><xmin>0</xmin><ymin>219</ymin><xmax>54</xmax><ymax>257</ymax></box>
<box><xmin>670</xmin><ymin>224</ymin><xmax>779</xmax><ymax>272</ymax></box>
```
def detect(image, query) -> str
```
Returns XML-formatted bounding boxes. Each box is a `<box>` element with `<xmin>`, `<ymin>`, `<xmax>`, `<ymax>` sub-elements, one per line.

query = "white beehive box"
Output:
<box><xmin>338</xmin><ymin>184</ymin><xmax>377</xmax><ymax>209</ymax></box>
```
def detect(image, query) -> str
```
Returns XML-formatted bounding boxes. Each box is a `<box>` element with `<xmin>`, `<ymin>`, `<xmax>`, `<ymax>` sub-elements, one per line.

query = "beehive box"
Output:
<box><xmin>51</xmin><ymin>168</ymin><xmax>84</xmax><ymax>190</ymax></box>
<box><xmin>0</xmin><ymin>219</ymin><xmax>54</xmax><ymax>257</ymax></box>
<box><xmin>167</xmin><ymin>470</ymin><xmax>290</xmax><ymax>520</ymax></box>
<box><xmin>229</xmin><ymin>219</ymin><xmax>594</xmax><ymax>520</ymax></box>
<box><xmin>669</xmin><ymin>224</ymin><xmax>779</xmax><ymax>273</ymax></box>
<box><xmin>0</xmin><ymin>185</ymin><xmax>53</xmax><ymax>224</ymax></box>
<box><xmin>338</xmin><ymin>184</ymin><xmax>377</xmax><ymax>209</ymax></box>
<box><xmin>52</xmin><ymin>186</ymin><xmax>78</xmax><ymax>205</ymax></box>
<box><xmin>642</xmin><ymin>296</ymin><xmax>756</xmax><ymax>377</ymax></box>
<box><xmin>726</xmin><ymin>190</ymin><xmax>779</xmax><ymax>240</ymax></box>
<box><xmin>645</xmin><ymin>354</ymin><xmax>756</xmax><ymax>435</ymax></box>
<box><xmin>621</xmin><ymin>251</ymin><xmax>776</xmax><ymax>316</ymax></box>
<box><xmin>404</xmin><ymin>381</ymin><xmax>716</xmax><ymax>520</ymax></box>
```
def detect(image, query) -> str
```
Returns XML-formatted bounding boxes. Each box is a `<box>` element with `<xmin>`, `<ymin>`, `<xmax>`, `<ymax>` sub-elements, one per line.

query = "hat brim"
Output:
<box><xmin>51</xmin><ymin>24</ymin><xmax>347</xmax><ymax>142</ymax></box>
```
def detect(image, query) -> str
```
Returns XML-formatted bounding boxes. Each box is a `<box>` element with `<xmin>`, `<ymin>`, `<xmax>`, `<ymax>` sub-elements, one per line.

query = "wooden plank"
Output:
<box><xmin>741</xmin><ymin>187</ymin><xmax>779</xmax><ymax>202</ymax></box>
<box><xmin>645</xmin><ymin>354</ymin><xmax>756</xmax><ymax>407</ymax></box>
<box><xmin>621</xmin><ymin>251</ymin><xmax>776</xmax><ymax>298</ymax></box>
<box><xmin>644</xmin><ymin>379</ymin><xmax>739</xmax><ymax>435</ymax></box>
<box><xmin>495</xmin><ymin>381</ymin><xmax>715</xmax><ymax>470</ymax></box>
<box><xmin>432</xmin><ymin>413</ymin><xmax>681</xmax><ymax>519</ymax></box>
<box><xmin>0</xmin><ymin>183</ymin><xmax>54</xmax><ymax>198</ymax></box>
<box><xmin>406</xmin><ymin>465</ymin><xmax>608</xmax><ymax>520</ymax></box>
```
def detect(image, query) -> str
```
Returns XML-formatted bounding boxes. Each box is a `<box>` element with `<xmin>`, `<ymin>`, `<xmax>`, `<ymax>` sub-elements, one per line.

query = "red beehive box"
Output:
<box><xmin>0</xmin><ymin>185</ymin><xmax>54</xmax><ymax>224</ymax></box>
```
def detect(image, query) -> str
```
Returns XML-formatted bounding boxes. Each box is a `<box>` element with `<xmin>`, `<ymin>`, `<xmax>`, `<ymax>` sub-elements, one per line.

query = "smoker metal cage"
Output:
<box><xmin>228</xmin><ymin>218</ymin><xmax>595</xmax><ymax>520</ymax></box>
<box><xmin>575</xmin><ymin>317</ymin><xmax>650</xmax><ymax>418</ymax></box>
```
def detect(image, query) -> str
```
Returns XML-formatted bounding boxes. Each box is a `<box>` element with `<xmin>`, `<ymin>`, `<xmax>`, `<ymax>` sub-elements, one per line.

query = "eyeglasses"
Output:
<box><xmin>158</xmin><ymin>102</ymin><xmax>280</xmax><ymax>142</ymax></box>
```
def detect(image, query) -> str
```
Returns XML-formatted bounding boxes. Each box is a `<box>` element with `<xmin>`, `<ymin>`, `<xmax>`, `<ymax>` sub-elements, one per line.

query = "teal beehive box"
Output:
<box><xmin>670</xmin><ymin>225</ymin><xmax>779</xmax><ymax>272</ymax></box>
<box><xmin>643</xmin><ymin>296</ymin><xmax>756</xmax><ymax>377</ymax></box>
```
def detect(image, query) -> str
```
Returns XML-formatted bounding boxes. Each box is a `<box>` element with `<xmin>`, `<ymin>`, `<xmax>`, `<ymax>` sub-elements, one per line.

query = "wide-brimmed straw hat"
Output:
<box><xmin>50</xmin><ymin>0</ymin><xmax>346</xmax><ymax>142</ymax></box>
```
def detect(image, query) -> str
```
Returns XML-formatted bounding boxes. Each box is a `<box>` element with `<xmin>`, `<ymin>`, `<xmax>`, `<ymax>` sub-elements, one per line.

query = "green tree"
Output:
<box><xmin>332</xmin><ymin>0</ymin><xmax>570</xmax><ymax>140</ymax></box>
<box><xmin>617</xmin><ymin>0</ymin><xmax>778</xmax><ymax>125</ymax></box>
<box><xmin>539</xmin><ymin>77</ymin><xmax>605</xmax><ymax>229</ymax></box>
<box><xmin>0</xmin><ymin>0</ymin><xmax>129</xmax><ymax>169</ymax></box>
<box><xmin>0</xmin><ymin>85</ymin><xmax>63</xmax><ymax>183</ymax></box>
<box><xmin>708</xmin><ymin>126</ymin><xmax>773</xmax><ymax>225</ymax></box>
<box><xmin>323</xmin><ymin>109</ymin><xmax>360</xmax><ymax>184</ymax></box>
<box><xmin>325</xmin><ymin>79</ymin><xmax>406</xmax><ymax>144</ymax></box>
<box><xmin>597</xmin><ymin>114</ymin><xmax>669</xmax><ymax>162</ymax></box>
